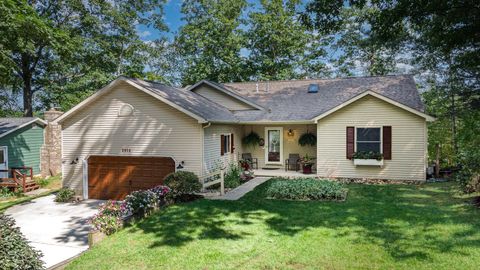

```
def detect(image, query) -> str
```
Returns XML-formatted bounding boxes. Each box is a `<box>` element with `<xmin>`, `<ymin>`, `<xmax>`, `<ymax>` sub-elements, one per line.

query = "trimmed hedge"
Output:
<box><xmin>0</xmin><ymin>214</ymin><xmax>43</xmax><ymax>270</ymax></box>
<box><xmin>266</xmin><ymin>178</ymin><xmax>347</xmax><ymax>201</ymax></box>
<box><xmin>164</xmin><ymin>171</ymin><xmax>202</xmax><ymax>200</ymax></box>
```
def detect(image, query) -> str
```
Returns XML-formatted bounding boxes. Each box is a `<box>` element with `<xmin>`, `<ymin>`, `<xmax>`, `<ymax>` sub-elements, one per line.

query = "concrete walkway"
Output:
<box><xmin>5</xmin><ymin>195</ymin><xmax>103</xmax><ymax>268</ymax></box>
<box><xmin>209</xmin><ymin>177</ymin><xmax>270</xmax><ymax>200</ymax></box>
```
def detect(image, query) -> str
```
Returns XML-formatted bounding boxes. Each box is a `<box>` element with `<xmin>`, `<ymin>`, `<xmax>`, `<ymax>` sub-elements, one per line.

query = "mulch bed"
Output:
<box><xmin>472</xmin><ymin>196</ymin><xmax>480</xmax><ymax>208</ymax></box>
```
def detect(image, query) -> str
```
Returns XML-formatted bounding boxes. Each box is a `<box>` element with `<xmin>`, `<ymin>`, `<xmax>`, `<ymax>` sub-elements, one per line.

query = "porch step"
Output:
<box><xmin>24</xmin><ymin>181</ymin><xmax>40</xmax><ymax>192</ymax></box>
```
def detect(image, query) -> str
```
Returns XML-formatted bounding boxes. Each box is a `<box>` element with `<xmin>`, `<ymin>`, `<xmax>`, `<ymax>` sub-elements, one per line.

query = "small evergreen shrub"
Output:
<box><xmin>224</xmin><ymin>163</ymin><xmax>241</xmax><ymax>188</ymax></box>
<box><xmin>266</xmin><ymin>178</ymin><xmax>347</xmax><ymax>201</ymax></box>
<box><xmin>54</xmin><ymin>188</ymin><xmax>75</xmax><ymax>202</ymax></box>
<box><xmin>0</xmin><ymin>214</ymin><xmax>43</xmax><ymax>270</ymax></box>
<box><xmin>164</xmin><ymin>171</ymin><xmax>201</xmax><ymax>200</ymax></box>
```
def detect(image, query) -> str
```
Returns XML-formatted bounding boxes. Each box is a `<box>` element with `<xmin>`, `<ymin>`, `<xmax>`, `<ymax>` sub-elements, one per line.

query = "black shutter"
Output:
<box><xmin>383</xmin><ymin>126</ymin><xmax>392</xmax><ymax>160</ymax></box>
<box><xmin>346</xmin><ymin>127</ymin><xmax>355</xmax><ymax>159</ymax></box>
<box><xmin>220</xmin><ymin>135</ymin><xmax>225</xmax><ymax>156</ymax></box>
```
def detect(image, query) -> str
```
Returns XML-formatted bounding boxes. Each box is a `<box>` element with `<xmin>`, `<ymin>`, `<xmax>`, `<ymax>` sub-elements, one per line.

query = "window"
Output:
<box><xmin>118</xmin><ymin>103</ymin><xmax>134</xmax><ymax>117</ymax></box>
<box><xmin>356</xmin><ymin>128</ymin><xmax>381</xmax><ymax>153</ymax></box>
<box><xmin>223</xmin><ymin>134</ymin><xmax>231</xmax><ymax>154</ymax></box>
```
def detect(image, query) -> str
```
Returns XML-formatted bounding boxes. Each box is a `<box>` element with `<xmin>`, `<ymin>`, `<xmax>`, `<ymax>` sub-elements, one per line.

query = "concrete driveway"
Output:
<box><xmin>5</xmin><ymin>195</ymin><xmax>103</xmax><ymax>268</ymax></box>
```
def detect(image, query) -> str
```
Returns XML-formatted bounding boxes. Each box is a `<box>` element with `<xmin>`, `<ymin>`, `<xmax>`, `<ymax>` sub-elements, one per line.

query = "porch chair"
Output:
<box><xmin>241</xmin><ymin>153</ymin><xmax>258</xmax><ymax>169</ymax></box>
<box><xmin>285</xmin><ymin>154</ymin><xmax>300</xmax><ymax>171</ymax></box>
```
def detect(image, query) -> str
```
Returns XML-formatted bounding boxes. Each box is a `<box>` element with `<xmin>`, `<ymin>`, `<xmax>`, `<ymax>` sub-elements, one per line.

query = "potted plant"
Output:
<box><xmin>352</xmin><ymin>151</ymin><xmax>384</xmax><ymax>166</ymax></box>
<box><xmin>300</xmin><ymin>154</ymin><xmax>315</xmax><ymax>174</ymax></box>
<box><xmin>298</xmin><ymin>132</ymin><xmax>316</xmax><ymax>146</ymax></box>
<box><xmin>242</xmin><ymin>131</ymin><xmax>261</xmax><ymax>148</ymax></box>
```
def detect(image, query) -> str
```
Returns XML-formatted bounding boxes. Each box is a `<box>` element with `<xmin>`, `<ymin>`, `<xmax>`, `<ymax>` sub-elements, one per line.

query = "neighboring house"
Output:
<box><xmin>55</xmin><ymin>75</ymin><xmax>434</xmax><ymax>199</ymax></box>
<box><xmin>0</xmin><ymin>118</ymin><xmax>47</xmax><ymax>178</ymax></box>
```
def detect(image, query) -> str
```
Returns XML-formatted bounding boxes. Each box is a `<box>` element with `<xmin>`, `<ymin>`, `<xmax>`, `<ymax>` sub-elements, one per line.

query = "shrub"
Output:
<box><xmin>123</xmin><ymin>190</ymin><xmax>158</xmax><ymax>215</ymax></box>
<box><xmin>0</xmin><ymin>187</ymin><xmax>14</xmax><ymax>199</ymax></box>
<box><xmin>266</xmin><ymin>178</ymin><xmax>347</xmax><ymax>201</ymax></box>
<box><xmin>54</xmin><ymin>188</ymin><xmax>75</xmax><ymax>202</ymax></box>
<box><xmin>224</xmin><ymin>163</ymin><xmax>241</xmax><ymax>188</ymax></box>
<box><xmin>0</xmin><ymin>214</ymin><xmax>43</xmax><ymax>270</ymax></box>
<box><xmin>164</xmin><ymin>171</ymin><xmax>201</xmax><ymax>199</ymax></box>
<box><xmin>90</xmin><ymin>201</ymin><xmax>125</xmax><ymax>235</ymax></box>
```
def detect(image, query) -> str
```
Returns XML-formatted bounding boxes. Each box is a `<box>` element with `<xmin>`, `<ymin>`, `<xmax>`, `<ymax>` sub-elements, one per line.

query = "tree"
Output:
<box><xmin>176</xmin><ymin>0</ymin><xmax>248</xmax><ymax>85</ymax></box>
<box><xmin>0</xmin><ymin>0</ymin><xmax>167</xmax><ymax>116</ymax></box>
<box><xmin>330</xmin><ymin>5</ymin><xmax>401</xmax><ymax>76</ymax></box>
<box><xmin>246</xmin><ymin>0</ymin><xmax>327</xmax><ymax>80</ymax></box>
<box><xmin>304</xmin><ymin>0</ymin><xmax>480</xmax><ymax>190</ymax></box>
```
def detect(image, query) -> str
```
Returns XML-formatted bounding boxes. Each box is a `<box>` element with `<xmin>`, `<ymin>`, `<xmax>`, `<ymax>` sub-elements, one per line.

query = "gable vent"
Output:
<box><xmin>308</xmin><ymin>84</ymin><xmax>319</xmax><ymax>93</ymax></box>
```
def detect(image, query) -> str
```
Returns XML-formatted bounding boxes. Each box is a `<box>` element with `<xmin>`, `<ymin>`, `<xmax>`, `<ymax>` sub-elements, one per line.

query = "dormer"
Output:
<box><xmin>187</xmin><ymin>80</ymin><xmax>263</xmax><ymax>111</ymax></box>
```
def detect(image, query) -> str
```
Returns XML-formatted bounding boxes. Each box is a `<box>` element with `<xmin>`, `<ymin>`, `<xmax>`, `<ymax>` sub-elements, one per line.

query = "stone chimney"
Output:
<box><xmin>40</xmin><ymin>108</ymin><xmax>64</xmax><ymax>177</ymax></box>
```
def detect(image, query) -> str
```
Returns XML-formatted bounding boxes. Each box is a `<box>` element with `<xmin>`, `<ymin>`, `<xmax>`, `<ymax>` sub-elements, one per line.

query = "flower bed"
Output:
<box><xmin>89</xmin><ymin>185</ymin><xmax>171</xmax><ymax>238</ymax></box>
<box><xmin>265</xmin><ymin>178</ymin><xmax>347</xmax><ymax>201</ymax></box>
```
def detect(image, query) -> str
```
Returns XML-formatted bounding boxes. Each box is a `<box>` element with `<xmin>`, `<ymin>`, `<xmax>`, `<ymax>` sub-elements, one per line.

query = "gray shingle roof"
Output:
<box><xmin>128</xmin><ymin>78</ymin><xmax>237</xmax><ymax>122</ymax></box>
<box><xmin>126</xmin><ymin>75</ymin><xmax>426</xmax><ymax>123</ymax></box>
<box><xmin>222</xmin><ymin>75</ymin><xmax>425</xmax><ymax>122</ymax></box>
<box><xmin>0</xmin><ymin>117</ymin><xmax>44</xmax><ymax>135</ymax></box>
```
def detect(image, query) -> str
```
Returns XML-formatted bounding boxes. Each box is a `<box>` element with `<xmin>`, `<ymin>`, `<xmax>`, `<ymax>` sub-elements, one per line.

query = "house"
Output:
<box><xmin>0</xmin><ymin>117</ymin><xmax>47</xmax><ymax>178</ymax></box>
<box><xmin>54</xmin><ymin>75</ymin><xmax>434</xmax><ymax>200</ymax></box>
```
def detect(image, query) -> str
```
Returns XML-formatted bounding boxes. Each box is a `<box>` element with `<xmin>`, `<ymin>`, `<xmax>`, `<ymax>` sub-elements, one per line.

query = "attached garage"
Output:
<box><xmin>87</xmin><ymin>156</ymin><xmax>175</xmax><ymax>200</ymax></box>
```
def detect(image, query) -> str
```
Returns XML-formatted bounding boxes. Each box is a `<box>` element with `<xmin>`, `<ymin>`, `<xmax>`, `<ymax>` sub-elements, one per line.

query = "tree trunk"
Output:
<box><xmin>21</xmin><ymin>54</ymin><xmax>33</xmax><ymax>117</ymax></box>
<box><xmin>435</xmin><ymin>143</ymin><xmax>440</xmax><ymax>178</ymax></box>
<box><xmin>450</xmin><ymin>92</ymin><xmax>457</xmax><ymax>155</ymax></box>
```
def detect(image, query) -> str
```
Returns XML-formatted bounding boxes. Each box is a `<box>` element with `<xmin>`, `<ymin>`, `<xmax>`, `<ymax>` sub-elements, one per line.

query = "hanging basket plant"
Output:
<box><xmin>298</xmin><ymin>132</ymin><xmax>317</xmax><ymax>146</ymax></box>
<box><xmin>242</xmin><ymin>131</ymin><xmax>261</xmax><ymax>148</ymax></box>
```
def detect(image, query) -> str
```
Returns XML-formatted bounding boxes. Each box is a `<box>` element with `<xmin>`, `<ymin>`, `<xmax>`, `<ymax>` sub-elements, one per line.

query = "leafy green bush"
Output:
<box><xmin>0</xmin><ymin>187</ymin><xmax>15</xmax><ymax>199</ymax></box>
<box><xmin>224</xmin><ymin>163</ymin><xmax>241</xmax><ymax>188</ymax></box>
<box><xmin>266</xmin><ymin>178</ymin><xmax>347</xmax><ymax>201</ymax></box>
<box><xmin>54</xmin><ymin>188</ymin><xmax>75</xmax><ymax>202</ymax></box>
<box><xmin>0</xmin><ymin>214</ymin><xmax>43</xmax><ymax>270</ymax></box>
<box><xmin>164</xmin><ymin>171</ymin><xmax>201</xmax><ymax>200</ymax></box>
<box><xmin>123</xmin><ymin>190</ymin><xmax>158</xmax><ymax>215</ymax></box>
<box><xmin>352</xmin><ymin>151</ymin><xmax>383</xmax><ymax>160</ymax></box>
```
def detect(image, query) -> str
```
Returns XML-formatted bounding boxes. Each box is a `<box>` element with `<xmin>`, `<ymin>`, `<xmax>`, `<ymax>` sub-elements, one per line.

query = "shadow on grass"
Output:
<box><xmin>127</xmin><ymin>181</ymin><xmax>480</xmax><ymax>262</ymax></box>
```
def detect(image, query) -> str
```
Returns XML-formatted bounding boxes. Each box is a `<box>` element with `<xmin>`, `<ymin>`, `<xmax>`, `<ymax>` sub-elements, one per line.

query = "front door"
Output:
<box><xmin>265</xmin><ymin>127</ymin><xmax>283</xmax><ymax>165</ymax></box>
<box><xmin>0</xmin><ymin>146</ymin><xmax>8</xmax><ymax>178</ymax></box>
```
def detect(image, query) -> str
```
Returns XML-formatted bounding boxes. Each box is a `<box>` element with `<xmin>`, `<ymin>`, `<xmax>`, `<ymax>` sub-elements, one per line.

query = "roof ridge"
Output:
<box><xmin>223</xmin><ymin>73</ymin><xmax>415</xmax><ymax>86</ymax></box>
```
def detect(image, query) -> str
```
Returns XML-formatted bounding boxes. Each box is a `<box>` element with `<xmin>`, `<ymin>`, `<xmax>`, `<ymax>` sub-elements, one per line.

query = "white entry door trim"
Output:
<box><xmin>0</xmin><ymin>146</ymin><xmax>8</xmax><ymax>178</ymax></box>
<box><xmin>264</xmin><ymin>127</ymin><xmax>284</xmax><ymax>165</ymax></box>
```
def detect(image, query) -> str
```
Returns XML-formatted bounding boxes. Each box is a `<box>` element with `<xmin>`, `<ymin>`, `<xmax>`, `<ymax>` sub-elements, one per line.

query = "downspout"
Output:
<box><xmin>202</xmin><ymin>122</ymin><xmax>211</xmax><ymax>129</ymax></box>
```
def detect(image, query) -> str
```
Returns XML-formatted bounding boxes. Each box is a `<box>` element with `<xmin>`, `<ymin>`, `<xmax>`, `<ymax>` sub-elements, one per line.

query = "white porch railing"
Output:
<box><xmin>201</xmin><ymin>169</ymin><xmax>225</xmax><ymax>195</ymax></box>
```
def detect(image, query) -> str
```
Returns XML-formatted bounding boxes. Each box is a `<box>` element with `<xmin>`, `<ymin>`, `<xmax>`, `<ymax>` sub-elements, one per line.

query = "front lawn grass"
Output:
<box><xmin>67</xmin><ymin>181</ymin><xmax>480</xmax><ymax>270</ymax></box>
<box><xmin>0</xmin><ymin>174</ymin><xmax>62</xmax><ymax>212</ymax></box>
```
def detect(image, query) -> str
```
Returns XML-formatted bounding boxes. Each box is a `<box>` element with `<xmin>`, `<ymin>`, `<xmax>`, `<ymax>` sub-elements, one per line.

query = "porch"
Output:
<box><xmin>240</xmin><ymin>124</ymin><xmax>317</xmax><ymax>174</ymax></box>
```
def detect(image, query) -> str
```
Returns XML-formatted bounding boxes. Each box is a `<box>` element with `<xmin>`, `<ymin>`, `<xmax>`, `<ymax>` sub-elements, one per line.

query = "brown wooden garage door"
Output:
<box><xmin>88</xmin><ymin>156</ymin><xmax>175</xmax><ymax>200</ymax></box>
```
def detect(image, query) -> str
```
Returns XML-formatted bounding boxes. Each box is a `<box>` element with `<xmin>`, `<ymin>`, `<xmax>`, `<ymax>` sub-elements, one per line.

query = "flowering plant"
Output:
<box><xmin>123</xmin><ymin>185</ymin><xmax>171</xmax><ymax>215</ymax></box>
<box><xmin>89</xmin><ymin>200</ymin><xmax>125</xmax><ymax>235</ymax></box>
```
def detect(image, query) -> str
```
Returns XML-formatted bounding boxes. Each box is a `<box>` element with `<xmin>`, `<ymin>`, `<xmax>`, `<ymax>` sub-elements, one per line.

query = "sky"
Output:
<box><xmin>136</xmin><ymin>0</ymin><xmax>184</xmax><ymax>41</ymax></box>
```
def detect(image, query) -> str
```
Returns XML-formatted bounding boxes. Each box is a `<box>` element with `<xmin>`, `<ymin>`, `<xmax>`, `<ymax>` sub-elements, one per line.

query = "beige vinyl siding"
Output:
<box><xmin>193</xmin><ymin>85</ymin><xmax>255</xmax><ymax>111</ymax></box>
<box><xmin>61</xmin><ymin>82</ymin><xmax>203</xmax><ymax>194</ymax></box>
<box><xmin>243</xmin><ymin>125</ymin><xmax>317</xmax><ymax>169</ymax></box>
<box><xmin>316</xmin><ymin>95</ymin><xmax>426</xmax><ymax>181</ymax></box>
<box><xmin>203</xmin><ymin>124</ymin><xmax>243</xmax><ymax>174</ymax></box>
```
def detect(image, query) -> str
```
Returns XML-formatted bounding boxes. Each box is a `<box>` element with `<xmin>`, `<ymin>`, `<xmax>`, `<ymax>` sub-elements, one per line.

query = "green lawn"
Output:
<box><xmin>67</xmin><ymin>181</ymin><xmax>480</xmax><ymax>270</ymax></box>
<box><xmin>0</xmin><ymin>174</ymin><xmax>61</xmax><ymax>212</ymax></box>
